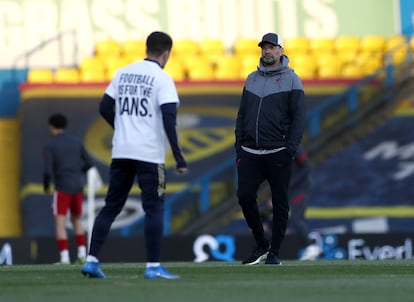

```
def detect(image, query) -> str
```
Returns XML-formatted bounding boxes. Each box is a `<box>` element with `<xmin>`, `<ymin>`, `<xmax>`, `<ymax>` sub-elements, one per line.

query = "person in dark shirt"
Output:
<box><xmin>235</xmin><ymin>33</ymin><xmax>306</xmax><ymax>265</ymax></box>
<box><xmin>43</xmin><ymin>113</ymin><xmax>93</xmax><ymax>264</ymax></box>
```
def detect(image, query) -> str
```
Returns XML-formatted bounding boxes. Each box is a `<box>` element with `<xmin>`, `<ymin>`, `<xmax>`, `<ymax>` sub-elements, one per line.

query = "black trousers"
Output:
<box><xmin>89</xmin><ymin>159</ymin><xmax>165</xmax><ymax>262</ymax></box>
<box><xmin>237</xmin><ymin>149</ymin><xmax>292</xmax><ymax>256</ymax></box>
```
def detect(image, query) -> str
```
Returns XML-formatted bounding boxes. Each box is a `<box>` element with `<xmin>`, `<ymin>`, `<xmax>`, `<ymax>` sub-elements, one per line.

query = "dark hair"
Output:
<box><xmin>48</xmin><ymin>113</ymin><xmax>67</xmax><ymax>129</ymax></box>
<box><xmin>146</xmin><ymin>31</ymin><xmax>173</xmax><ymax>56</ymax></box>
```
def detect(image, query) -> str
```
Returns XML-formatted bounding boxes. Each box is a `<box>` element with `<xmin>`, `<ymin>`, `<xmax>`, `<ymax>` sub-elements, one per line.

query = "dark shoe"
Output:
<box><xmin>242</xmin><ymin>245</ymin><xmax>269</xmax><ymax>265</ymax></box>
<box><xmin>265</xmin><ymin>252</ymin><xmax>282</xmax><ymax>265</ymax></box>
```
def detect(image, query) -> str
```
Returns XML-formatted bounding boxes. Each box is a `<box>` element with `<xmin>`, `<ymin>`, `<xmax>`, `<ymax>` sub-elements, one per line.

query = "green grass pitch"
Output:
<box><xmin>1</xmin><ymin>260</ymin><xmax>414</xmax><ymax>302</ymax></box>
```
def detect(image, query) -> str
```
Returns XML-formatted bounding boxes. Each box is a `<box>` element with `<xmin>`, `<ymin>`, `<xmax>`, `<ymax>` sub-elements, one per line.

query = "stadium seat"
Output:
<box><xmin>164</xmin><ymin>59</ymin><xmax>186</xmax><ymax>81</ymax></box>
<box><xmin>361</xmin><ymin>59</ymin><xmax>383</xmax><ymax>75</ymax></box>
<box><xmin>215</xmin><ymin>68</ymin><xmax>240</xmax><ymax>80</ymax></box>
<box><xmin>122</xmin><ymin>40</ymin><xmax>146</xmax><ymax>58</ymax></box>
<box><xmin>80</xmin><ymin>69</ymin><xmax>107</xmax><ymax>83</ymax></box>
<box><xmin>122</xmin><ymin>55</ymin><xmax>139</xmax><ymax>65</ymax></box>
<box><xmin>383</xmin><ymin>35</ymin><xmax>409</xmax><ymax>65</ymax></box>
<box><xmin>239</xmin><ymin>55</ymin><xmax>259</xmax><ymax>79</ymax></box>
<box><xmin>27</xmin><ymin>69</ymin><xmax>54</xmax><ymax>83</ymax></box>
<box><xmin>360</xmin><ymin>35</ymin><xmax>386</xmax><ymax>53</ymax></box>
<box><xmin>336</xmin><ymin>50</ymin><xmax>359</xmax><ymax>65</ymax></box>
<box><xmin>385</xmin><ymin>35</ymin><xmax>407</xmax><ymax>52</ymax></box>
<box><xmin>233</xmin><ymin>38</ymin><xmax>260</xmax><ymax>57</ymax></box>
<box><xmin>187</xmin><ymin>62</ymin><xmax>215</xmax><ymax>80</ymax></box>
<box><xmin>79</xmin><ymin>57</ymin><xmax>105</xmax><ymax>72</ymax></box>
<box><xmin>317</xmin><ymin>65</ymin><xmax>342</xmax><ymax>79</ymax></box>
<box><xmin>104</xmin><ymin>57</ymin><xmax>130</xmax><ymax>73</ymax></box>
<box><xmin>334</xmin><ymin>36</ymin><xmax>360</xmax><ymax>52</ymax></box>
<box><xmin>95</xmin><ymin>39</ymin><xmax>122</xmax><ymax>57</ymax></box>
<box><xmin>200</xmin><ymin>39</ymin><xmax>225</xmax><ymax>52</ymax></box>
<box><xmin>293</xmin><ymin>66</ymin><xmax>316</xmax><ymax>80</ymax></box>
<box><xmin>214</xmin><ymin>56</ymin><xmax>240</xmax><ymax>80</ymax></box>
<box><xmin>105</xmin><ymin>58</ymin><xmax>132</xmax><ymax>80</ymax></box>
<box><xmin>317</xmin><ymin>54</ymin><xmax>343</xmax><ymax>69</ymax></box>
<box><xmin>356</xmin><ymin>52</ymin><xmax>384</xmax><ymax>70</ymax></box>
<box><xmin>54</xmin><ymin>68</ymin><xmax>80</xmax><ymax>83</ymax></box>
<box><xmin>173</xmin><ymin>39</ymin><xmax>200</xmax><ymax>58</ymax></box>
<box><xmin>341</xmin><ymin>65</ymin><xmax>364</xmax><ymax>79</ymax></box>
<box><xmin>199</xmin><ymin>39</ymin><xmax>226</xmax><ymax>64</ymax></box>
<box><xmin>289</xmin><ymin>53</ymin><xmax>317</xmax><ymax>73</ymax></box>
<box><xmin>389</xmin><ymin>49</ymin><xmax>408</xmax><ymax>65</ymax></box>
<box><xmin>309</xmin><ymin>38</ymin><xmax>335</xmax><ymax>55</ymax></box>
<box><xmin>284</xmin><ymin>37</ymin><xmax>310</xmax><ymax>55</ymax></box>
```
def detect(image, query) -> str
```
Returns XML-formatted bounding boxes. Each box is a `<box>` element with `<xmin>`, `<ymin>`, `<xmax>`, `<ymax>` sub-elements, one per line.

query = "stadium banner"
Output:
<box><xmin>1</xmin><ymin>0</ymin><xmax>399</xmax><ymax>68</ymax></box>
<box><xmin>2</xmin><ymin>233</ymin><xmax>414</xmax><ymax>264</ymax></box>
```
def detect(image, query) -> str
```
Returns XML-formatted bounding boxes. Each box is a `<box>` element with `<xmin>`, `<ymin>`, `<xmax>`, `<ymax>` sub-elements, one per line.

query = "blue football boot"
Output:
<box><xmin>81</xmin><ymin>261</ymin><xmax>106</xmax><ymax>279</ymax></box>
<box><xmin>144</xmin><ymin>266</ymin><xmax>180</xmax><ymax>279</ymax></box>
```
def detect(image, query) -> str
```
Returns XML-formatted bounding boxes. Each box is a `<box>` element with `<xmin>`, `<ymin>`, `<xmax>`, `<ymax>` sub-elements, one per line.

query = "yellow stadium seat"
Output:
<box><xmin>79</xmin><ymin>57</ymin><xmax>105</xmax><ymax>72</ymax></box>
<box><xmin>173</xmin><ymin>39</ymin><xmax>200</xmax><ymax>57</ymax></box>
<box><xmin>309</xmin><ymin>38</ymin><xmax>335</xmax><ymax>55</ymax></box>
<box><xmin>104</xmin><ymin>57</ymin><xmax>130</xmax><ymax>72</ymax></box>
<box><xmin>122</xmin><ymin>40</ymin><xmax>146</xmax><ymax>58</ymax></box>
<box><xmin>164</xmin><ymin>59</ymin><xmax>186</xmax><ymax>81</ymax></box>
<box><xmin>187</xmin><ymin>63</ymin><xmax>215</xmax><ymax>81</ymax></box>
<box><xmin>318</xmin><ymin>65</ymin><xmax>342</xmax><ymax>79</ymax></box>
<box><xmin>234</xmin><ymin>38</ymin><xmax>260</xmax><ymax>57</ymax></box>
<box><xmin>317</xmin><ymin>54</ymin><xmax>343</xmax><ymax>69</ymax></box>
<box><xmin>293</xmin><ymin>66</ymin><xmax>316</xmax><ymax>80</ymax></box>
<box><xmin>200</xmin><ymin>39</ymin><xmax>225</xmax><ymax>55</ymax></box>
<box><xmin>336</xmin><ymin>50</ymin><xmax>359</xmax><ymax>65</ymax></box>
<box><xmin>284</xmin><ymin>37</ymin><xmax>310</xmax><ymax>55</ymax></box>
<box><xmin>95</xmin><ymin>39</ymin><xmax>122</xmax><ymax>57</ymax></box>
<box><xmin>123</xmin><ymin>55</ymin><xmax>139</xmax><ymax>65</ymax></box>
<box><xmin>356</xmin><ymin>52</ymin><xmax>384</xmax><ymax>69</ymax></box>
<box><xmin>215</xmin><ymin>68</ymin><xmax>240</xmax><ymax>80</ymax></box>
<box><xmin>27</xmin><ymin>69</ymin><xmax>54</xmax><ymax>83</ymax></box>
<box><xmin>239</xmin><ymin>55</ymin><xmax>259</xmax><ymax>79</ymax></box>
<box><xmin>385</xmin><ymin>35</ymin><xmax>407</xmax><ymax>52</ymax></box>
<box><xmin>199</xmin><ymin>39</ymin><xmax>226</xmax><ymax>66</ymax></box>
<box><xmin>341</xmin><ymin>65</ymin><xmax>364</xmax><ymax>79</ymax></box>
<box><xmin>389</xmin><ymin>49</ymin><xmax>408</xmax><ymax>65</ymax></box>
<box><xmin>357</xmin><ymin>56</ymin><xmax>384</xmax><ymax>75</ymax></box>
<box><xmin>334</xmin><ymin>36</ymin><xmax>360</xmax><ymax>52</ymax></box>
<box><xmin>214</xmin><ymin>56</ymin><xmax>240</xmax><ymax>80</ymax></box>
<box><xmin>383</xmin><ymin>35</ymin><xmax>409</xmax><ymax>65</ymax></box>
<box><xmin>360</xmin><ymin>35</ymin><xmax>386</xmax><ymax>53</ymax></box>
<box><xmin>80</xmin><ymin>69</ymin><xmax>107</xmax><ymax>83</ymax></box>
<box><xmin>289</xmin><ymin>54</ymin><xmax>317</xmax><ymax>72</ymax></box>
<box><xmin>54</xmin><ymin>68</ymin><xmax>79</xmax><ymax>83</ymax></box>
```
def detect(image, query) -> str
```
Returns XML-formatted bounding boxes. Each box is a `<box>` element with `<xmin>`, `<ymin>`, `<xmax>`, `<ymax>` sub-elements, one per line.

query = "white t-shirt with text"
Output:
<box><xmin>105</xmin><ymin>60</ymin><xmax>180</xmax><ymax>164</ymax></box>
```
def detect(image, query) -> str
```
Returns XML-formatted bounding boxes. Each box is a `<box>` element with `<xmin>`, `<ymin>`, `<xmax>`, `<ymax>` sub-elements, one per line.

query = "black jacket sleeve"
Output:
<box><xmin>99</xmin><ymin>93</ymin><xmax>115</xmax><ymax>128</ymax></box>
<box><xmin>161</xmin><ymin>103</ymin><xmax>187</xmax><ymax>169</ymax></box>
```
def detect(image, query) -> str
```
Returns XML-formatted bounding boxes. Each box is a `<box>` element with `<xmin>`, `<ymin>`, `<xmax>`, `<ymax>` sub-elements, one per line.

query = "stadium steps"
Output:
<box><xmin>0</xmin><ymin>118</ymin><xmax>22</xmax><ymax>236</ymax></box>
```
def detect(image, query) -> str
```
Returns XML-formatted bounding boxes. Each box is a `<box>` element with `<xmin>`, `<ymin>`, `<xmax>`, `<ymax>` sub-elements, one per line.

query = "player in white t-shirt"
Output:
<box><xmin>81</xmin><ymin>31</ymin><xmax>187</xmax><ymax>279</ymax></box>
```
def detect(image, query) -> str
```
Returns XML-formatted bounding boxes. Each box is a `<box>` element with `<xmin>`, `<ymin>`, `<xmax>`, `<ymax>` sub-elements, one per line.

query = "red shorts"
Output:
<box><xmin>52</xmin><ymin>191</ymin><xmax>84</xmax><ymax>216</ymax></box>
